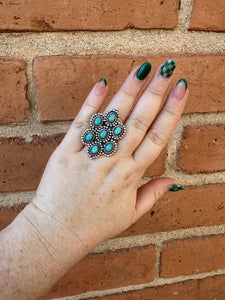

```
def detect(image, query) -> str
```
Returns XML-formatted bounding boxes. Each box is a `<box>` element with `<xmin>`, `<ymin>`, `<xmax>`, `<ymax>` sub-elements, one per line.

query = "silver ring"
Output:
<box><xmin>81</xmin><ymin>109</ymin><xmax>126</xmax><ymax>159</ymax></box>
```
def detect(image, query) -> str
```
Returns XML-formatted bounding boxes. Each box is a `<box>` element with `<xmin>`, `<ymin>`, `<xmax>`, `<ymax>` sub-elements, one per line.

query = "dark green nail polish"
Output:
<box><xmin>169</xmin><ymin>184</ymin><xmax>184</xmax><ymax>192</ymax></box>
<box><xmin>160</xmin><ymin>59</ymin><xmax>176</xmax><ymax>78</ymax></box>
<box><xmin>99</xmin><ymin>78</ymin><xmax>107</xmax><ymax>86</ymax></box>
<box><xmin>177</xmin><ymin>78</ymin><xmax>188</xmax><ymax>90</ymax></box>
<box><xmin>136</xmin><ymin>62</ymin><xmax>152</xmax><ymax>80</ymax></box>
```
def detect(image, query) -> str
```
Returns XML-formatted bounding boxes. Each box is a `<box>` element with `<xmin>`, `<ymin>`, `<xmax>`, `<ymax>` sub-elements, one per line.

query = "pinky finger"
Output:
<box><xmin>134</xmin><ymin>79</ymin><xmax>189</xmax><ymax>166</ymax></box>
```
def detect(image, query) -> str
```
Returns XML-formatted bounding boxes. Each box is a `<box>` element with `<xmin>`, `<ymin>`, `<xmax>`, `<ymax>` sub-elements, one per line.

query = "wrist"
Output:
<box><xmin>21</xmin><ymin>200</ymin><xmax>91</xmax><ymax>270</ymax></box>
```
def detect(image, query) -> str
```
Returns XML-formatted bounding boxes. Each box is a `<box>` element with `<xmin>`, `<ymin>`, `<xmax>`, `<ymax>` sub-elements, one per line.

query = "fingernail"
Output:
<box><xmin>136</xmin><ymin>62</ymin><xmax>152</xmax><ymax>80</ymax></box>
<box><xmin>95</xmin><ymin>78</ymin><xmax>107</xmax><ymax>96</ymax></box>
<box><xmin>99</xmin><ymin>78</ymin><xmax>107</xmax><ymax>86</ymax></box>
<box><xmin>160</xmin><ymin>59</ymin><xmax>176</xmax><ymax>78</ymax></box>
<box><xmin>173</xmin><ymin>78</ymin><xmax>188</xmax><ymax>100</ymax></box>
<box><xmin>169</xmin><ymin>184</ymin><xmax>184</xmax><ymax>192</ymax></box>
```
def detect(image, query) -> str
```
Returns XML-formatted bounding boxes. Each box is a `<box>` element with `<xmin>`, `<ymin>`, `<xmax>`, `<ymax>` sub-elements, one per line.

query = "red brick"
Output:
<box><xmin>86</xmin><ymin>274</ymin><xmax>225</xmax><ymax>299</ymax></box>
<box><xmin>0</xmin><ymin>0</ymin><xmax>179</xmax><ymax>32</ymax></box>
<box><xmin>0</xmin><ymin>58</ymin><xmax>29</xmax><ymax>124</ymax></box>
<box><xmin>118</xmin><ymin>184</ymin><xmax>225</xmax><ymax>237</ymax></box>
<box><xmin>0</xmin><ymin>205</ymin><xmax>25</xmax><ymax>231</ymax></box>
<box><xmin>189</xmin><ymin>0</ymin><xmax>225</xmax><ymax>32</ymax></box>
<box><xmin>44</xmin><ymin>245</ymin><xmax>156</xmax><ymax>299</ymax></box>
<box><xmin>178</xmin><ymin>125</ymin><xmax>225</xmax><ymax>174</ymax></box>
<box><xmin>143</xmin><ymin>147</ymin><xmax>167</xmax><ymax>177</ymax></box>
<box><xmin>0</xmin><ymin>134</ymin><xmax>64</xmax><ymax>192</ymax></box>
<box><xmin>34</xmin><ymin>54</ymin><xmax>225</xmax><ymax>122</ymax></box>
<box><xmin>160</xmin><ymin>235</ymin><xmax>225</xmax><ymax>278</ymax></box>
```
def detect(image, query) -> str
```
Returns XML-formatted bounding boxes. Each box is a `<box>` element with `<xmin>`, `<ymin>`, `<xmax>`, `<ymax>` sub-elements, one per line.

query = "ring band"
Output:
<box><xmin>81</xmin><ymin>109</ymin><xmax>126</xmax><ymax>159</ymax></box>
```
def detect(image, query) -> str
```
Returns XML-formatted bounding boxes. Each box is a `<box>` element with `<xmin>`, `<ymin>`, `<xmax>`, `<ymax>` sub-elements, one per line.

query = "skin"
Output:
<box><xmin>0</xmin><ymin>61</ymin><xmax>189</xmax><ymax>299</ymax></box>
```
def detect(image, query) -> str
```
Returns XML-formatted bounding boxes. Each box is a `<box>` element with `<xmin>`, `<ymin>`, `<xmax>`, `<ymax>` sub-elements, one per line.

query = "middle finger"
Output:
<box><xmin>119</xmin><ymin>59</ymin><xmax>176</xmax><ymax>153</ymax></box>
<box><xmin>104</xmin><ymin>62</ymin><xmax>152</xmax><ymax>121</ymax></box>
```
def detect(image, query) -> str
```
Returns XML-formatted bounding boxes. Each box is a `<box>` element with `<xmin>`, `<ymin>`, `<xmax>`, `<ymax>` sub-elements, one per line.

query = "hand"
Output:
<box><xmin>24</xmin><ymin>60</ymin><xmax>189</xmax><ymax>256</ymax></box>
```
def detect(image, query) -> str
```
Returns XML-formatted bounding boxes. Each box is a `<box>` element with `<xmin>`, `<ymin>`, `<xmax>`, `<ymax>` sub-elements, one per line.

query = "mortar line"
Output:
<box><xmin>0</xmin><ymin>30</ymin><xmax>224</xmax><ymax>59</ymax></box>
<box><xmin>92</xmin><ymin>225</ymin><xmax>225</xmax><ymax>254</ymax></box>
<box><xmin>155</xmin><ymin>245</ymin><xmax>161</xmax><ymax>279</ymax></box>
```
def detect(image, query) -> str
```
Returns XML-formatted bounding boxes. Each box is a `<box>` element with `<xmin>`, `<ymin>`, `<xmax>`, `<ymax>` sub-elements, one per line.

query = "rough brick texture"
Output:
<box><xmin>178</xmin><ymin>125</ymin><xmax>225</xmax><ymax>174</ymax></box>
<box><xmin>87</xmin><ymin>275</ymin><xmax>225</xmax><ymax>299</ymax></box>
<box><xmin>0</xmin><ymin>205</ymin><xmax>25</xmax><ymax>231</ymax></box>
<box><xmin>160</xmin><ymin>235</ymin><xmax>225</xmax><ymax>278</ymax></box>
<box><xmin>189</xmin><ymin>0</ymin><xmax>225</xmax><ymax>32</ymax></box>
<box><xmin>0</xmin><ymin>58</ymin><xmax>29</xmax><ymax>124</ymax></box>
<box><xmin>0</xmin><ymin>0</ymin><xmax>179</xmax><ymax>32</ymax></box>
<box><xmin>0</xmin><ymin>134</ymin><xmax>64</xmax><ymax>192</ymax></box>
<box><xmin>143</xmin><ymin>147</ymin><xmax>167</xmax><ymax>177</ymax></box>
<box><xmin>118</xmin><ymin>184</ymin><xmax>225</xmax><ymax>236</ymax></box>
<box><xmin>34</xmin><ymin>55</ymin><xmax>225</xmax><ymax>122</ymax></box>
<box><xmin>44</xmin><ymin>245</ymin><xmax>156</xmax><ymax>299</ymax></box>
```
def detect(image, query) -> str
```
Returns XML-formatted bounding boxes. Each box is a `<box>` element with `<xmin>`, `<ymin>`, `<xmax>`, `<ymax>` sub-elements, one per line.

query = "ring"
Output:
<box><xmin>81</xmin><ymin>109</ymin><xmax>126</xmax><ymax>159</ymax></box>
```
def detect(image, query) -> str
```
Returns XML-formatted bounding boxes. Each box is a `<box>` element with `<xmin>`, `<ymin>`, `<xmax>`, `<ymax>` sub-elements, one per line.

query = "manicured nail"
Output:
<box><xmin>160</xmin><ymin>59</ymin><xmax>176</xmax><ymax>78</ymax></box>
<box><xmin>169</xmin><ymin>184</ymin><xmax>184</xmax><ymax>192</ymax></box>
<box><xmin>136</xmin><ymin>62</ymin><xmax>152</xmax><ymax>80</ymax></box>
<box><xmin>173</xmin><ymin>78</ymin><xmax>188</xmax><ymax>100</ymax></box>
<box><xmin>95</xmin><ymin>78</ymin><xmax>107</xmax><ymax>96</ymax></box>
<box><xmin>99</xmin><ymin>78</ymin><xmax>107</xmax><ymax>86</ymax></box>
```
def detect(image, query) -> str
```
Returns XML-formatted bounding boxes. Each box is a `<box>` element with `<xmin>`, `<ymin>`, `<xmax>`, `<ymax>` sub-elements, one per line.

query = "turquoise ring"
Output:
<box><xmin>81</xmin><ymin>109</ymin><xmax>126</xmax><ymax>159</ymax></box>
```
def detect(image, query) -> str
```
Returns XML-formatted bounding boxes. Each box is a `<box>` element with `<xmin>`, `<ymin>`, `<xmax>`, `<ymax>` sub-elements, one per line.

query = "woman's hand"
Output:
<box><xmin>25</xmin><ymin>60</ymin><xmax>188</xmax><ymax>254</ymax></box>
<box><xmin>1</xmin><ymin>60</ymin><xmax>189</xmax><ymax>300</ymax></box>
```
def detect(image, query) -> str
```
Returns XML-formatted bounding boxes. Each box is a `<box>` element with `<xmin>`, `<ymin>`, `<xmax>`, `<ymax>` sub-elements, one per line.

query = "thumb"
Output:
<box><xmin>134</xmin><ymin>177</ymin><xmax>180</xmax><ymax>222</ymax></box>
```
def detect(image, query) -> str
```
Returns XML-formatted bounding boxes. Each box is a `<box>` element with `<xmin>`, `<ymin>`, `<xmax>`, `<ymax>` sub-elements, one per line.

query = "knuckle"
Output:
<box><xmin>148</xmin><ymin>129</ymin><xmax>166</xmax><ymax>148</ymax></box>
<box><xmin>147</xmin><ymin>86</ymin><xmax>163</xmax><ymax>98</ymax></box>
<box><xmin>86</xmin><ymin>100</ymin><xmax>98</xmax><ymax>110</ymax></box>
<box><xmin>152</xmin><ymin>187</ymin><xmax>163</xmax><ymax>204</ymax></box>
<box><xmin>72</xmin><ymin>118</ymin><xmax>88</xmax><ymax>130</ymax></box>
<box><xmin>164</xmin><ymin>105</ymin><xmax>180</xmax><ymax>119</ymax></box>
<box><xmin>130</xmin><ymin>115</ymin><xmax>149</xmax><ymax>133</ymax></box>
<box><xmin>122</xmin><ymin>84</ymin><xmax>137</xmax><ymax>99</ymax></box>
<box><xmin>121</xmin><ymin>162</ymin><xmax>137</xmax><ymax>184</ymax></box>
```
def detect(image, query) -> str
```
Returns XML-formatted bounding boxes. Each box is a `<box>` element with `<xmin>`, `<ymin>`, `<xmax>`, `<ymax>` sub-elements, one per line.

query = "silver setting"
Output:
<box><xmin>90</xmin><ymin>113</ymin><xmax>105</xmax><ymax>128</ymax></box>
<box><xmin>102</xmin><ymin>141</ymin><xmax>117</xmax><ymax>157</ymax></box>
<box><xmin>81</xmin><ymin>128</ymin><xmax>95</xmax><ymax>145</ymax></box>
<box><xmin>112</xmin><ymin>123</ymin><xmax>126</xmax><ymax>140</ymax></box>
<box><xmin>105</xmin><ymin>109</ymin><xmax>119</xmax><ymax>126</ymax></box>
<box><xmin>96</xmin><ymin>126</ymin><xmax>112</xmax><ymax>143</ymax></box>
<box><xmin>81</xmin><ymin>109</ymin><xmax>126</xmax><ymax>159</ymax></box>
<box><xmin>87</xmin><ymin>143</ymin><xmax>102</xmax><ymax>159</ymax></box>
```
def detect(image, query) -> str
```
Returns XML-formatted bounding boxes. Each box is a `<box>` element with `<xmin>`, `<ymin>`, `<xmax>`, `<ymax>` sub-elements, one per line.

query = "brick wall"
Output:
<box><xmin>0</xmin><ymin>0</ymin><xmax>225</xmax><ymax>299</ymax></box>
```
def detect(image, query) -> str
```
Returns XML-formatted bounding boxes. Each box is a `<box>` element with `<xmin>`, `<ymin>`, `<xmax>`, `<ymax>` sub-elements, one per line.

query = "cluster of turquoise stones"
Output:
<box><xmin>81</xmin><ymin>109</ymin><xmax>126</xmax><ymax>159</ymax></box>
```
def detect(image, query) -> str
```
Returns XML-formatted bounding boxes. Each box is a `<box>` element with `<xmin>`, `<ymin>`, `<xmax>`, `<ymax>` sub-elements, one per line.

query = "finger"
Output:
<box><xmin>133</xmin><ymin>177</ymin><xmax>177</xmax><ymax>222</ymax></box>
<box><xmin>134</xmin><ymin>79</ymin><xmax>189</xmax><ymax>167</ymax></box>
<box><xmin>60</xmin><ymin>79</ymin><xmax>108</xmax><ymax>153</ymax></box>
<box><xmin>105</xmin><ymin>62</ymin><xmax>152</xmax><ymax>121</ymax></box>
<box><xmin>119</xmin><ymin>59</ymin><xmax>176</xmax><ymax>153</ymax></box>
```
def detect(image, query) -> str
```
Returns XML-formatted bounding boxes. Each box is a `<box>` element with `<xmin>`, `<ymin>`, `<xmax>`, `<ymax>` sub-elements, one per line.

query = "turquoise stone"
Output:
<box><xmin>100</xmin><ymin>130</ymin><xmax>107</xmax><ymax>138</ymax></box>
<box><xmin>91</xmin><ymin>145</ymin><xmax>98</xmax><ymax>154</ymax></box>
<box><xmin>114</xmin><ymin>127</ymin><xmax>121</xmax><ymax>135</ymax></box>
<box><xmin>108</xmin><ymin>113</ymin><xmax>115</xmax><ymax>122</ymax></box>
<box><xmin>105</xmin><ymin>143</ymin><xmax>112</xmax><ymax>152</ymax></box>
<box><xmin>95</xmin><ymin>117</ymin><xmax>101</xmax><ymax>125</ymax></box>
<box><xmin>86</xmin><ymin>133</ymin><xmax>93</xmax><ymax>141</ymax></box>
